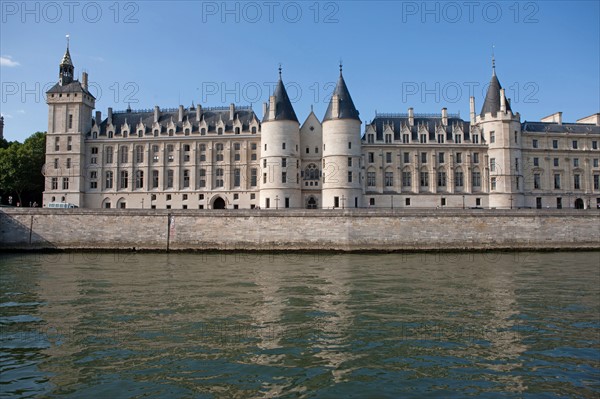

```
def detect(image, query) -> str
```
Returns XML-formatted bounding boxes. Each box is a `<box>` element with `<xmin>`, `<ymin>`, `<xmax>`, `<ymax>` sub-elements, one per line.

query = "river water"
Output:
<box><xmin>0</xmin><ymin>251</ymin><xmax>598</xmax><ymax>398</ymax></box>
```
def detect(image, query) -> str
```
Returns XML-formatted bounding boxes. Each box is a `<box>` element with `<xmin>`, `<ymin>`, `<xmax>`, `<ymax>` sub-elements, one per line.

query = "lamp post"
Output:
<box><xmin>341</xmin><ymin>195</ymin><xmax>346</xmax><ymax>209</ymax></box>
<box><xmin>141</xmin><ymin>198</ymin><xmax>144</xmax><ymax>209</ymax></box>
<box><xmin>275</xmin><ymin>195</ymin><xmax>279</xmax><ymax>210</ymax></box>
<box><xmin>462</xmin><ymin>195</ymin><xmax>465</xmax><ymax>210</ymax></box>
<box><xmin>509</xmin><ymin>195</ymin><xmax>513</xmax><ymax>210</ymax></box>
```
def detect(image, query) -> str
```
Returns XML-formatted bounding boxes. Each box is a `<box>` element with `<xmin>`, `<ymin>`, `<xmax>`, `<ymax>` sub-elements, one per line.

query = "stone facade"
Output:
<box><xmin>42</xmin><ymin>45</ymin><xmax>600</xmax><ymax>210</ymax></box>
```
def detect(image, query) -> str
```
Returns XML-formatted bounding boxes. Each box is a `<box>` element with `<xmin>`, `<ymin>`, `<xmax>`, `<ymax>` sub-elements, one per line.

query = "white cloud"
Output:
<box><xmin>89</xmin><ymin>56</ymin><xmax>105</xmax><ymax>62</ymax></box>
<box><xmin>0</xmin><ymin>56</ymin><xmax>20</xmax><ymax>67</ymax></box>
<box><xmin>16</xmin><ymin>109</ymin><xmax>25</xmax><ymax>114</ymax></box>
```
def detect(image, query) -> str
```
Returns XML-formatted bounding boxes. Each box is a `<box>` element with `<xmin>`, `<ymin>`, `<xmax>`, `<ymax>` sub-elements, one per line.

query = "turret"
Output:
<box><xmin>321</xmin><ymin>64</ymin><xmax>362</xmax><ymax>209</ymax></box>
<box><xmin>43</xmin><ymin>37</ymin><xmax>95</xmax><ymax>208</ymax></box>
<box><xmin>476</xmin><ymin>57</ymin><xmax>523</xmax><ymax>209</ymax></box>
<box><xmin>259</xmin><ymin>66</ymin><xmax>301</xmax><ymax>209</ymax></box>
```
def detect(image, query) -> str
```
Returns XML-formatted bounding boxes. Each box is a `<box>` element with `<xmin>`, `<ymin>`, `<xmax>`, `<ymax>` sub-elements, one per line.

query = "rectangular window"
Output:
<box><xmin>54</xmin><ymin>137</ymin><xmax>60</xmax><ymax>151</ymax></box>
<box><xmin>183</xmin><ymin>170</ymin><xmax>190</xmax><ymax>188</ymax></box>
<box><xmin>368</xmin><ymin>152</ymin><xmax>374</xmax><ymax>163</ymax></box>
<box><xmin>557</xmin><ymin>198</ymin><xmax>562</xmax><ymax>209</ymax></box>
<box><xmin>386</xmin><ymin>152</ymin><xmax>392</xmax><ymax>163</ymax></box>
<box><xmin>282</xmin><ymin>158</ymin><xmax>287</xmax><ymax>168</ymax></box>
<box><xmin>282</xmin><ymin>142</ymin><xmax>286</xmax><ymax>150</ymax></box>
<box><xmin>533</xmin><ymin>139</ymin><xmax>538</xmax><ymax>148</ymax></box>
<box><xmin>553</xmin><ymin>139</ymin><xmax>558</xmax><ymax>149</ymax></box>
<box><xmin>167</xmin><ymin>170</ymin><xmax>174</xmax><ymax>188</ymax></box>
<box><xmin>405</xmin><ymin>198</ymin><xmax>411</xmax><ymax>206</ymax></box>
<box><xmin>67</xmin><ymin>136</ymin><xmax>72</xmax><ymax>151</ymax></box>
<box><xmin>152</xmin><ymin>170</ymin><xmax>159</xmax><ymax>188</ymax></box>
<box><xmin>402</xmin><ymin>172</ymin><xmax>411</xmax><ymax>187</ymax></box>
<box><xmin>105</xmin><ymin>171</ymin><xmax>113</xmax><ymax>189</ymax></box>
<box><xmin>574</xmin><ymin>158</ymin><xmax>579</xmax><ymax>167</ymax></box>
<box><xmin>554</xmin><ymin>158</ymin><xmax>559</xmax><ymax>167</ymax></box>
<box><xmin>348</xmin><ymin>157</ymin><xmax>352</xmax><ymax>167</ymax></box>
<box><xmin>120</xmin><ymin>146</ymin><xmax>128</xmax><ymax>163</ymax></box>
<box><xmin>533</xmin><ymin>157</ymin><xmax>539</xmax><ymax>167</ymax></box>
<box><xmin>263</xmin><ymin>173</ymin><xmax>267</xmax><ymax>184</ymax></box>
<box><xmin>594</xmin><ymin>159</ymin><xmax>599</xmax><ymax>168</ymax></box>
<box><xmin>473</xmin><ymin>153</ymin><xmax>479</xmax><ymax>164</ymax></box>
<box><xmin>593</xmin><ymin>141</ymin><xmax>598</xmax><ymax>150</ymax></box>
<box><xmin>385</xmin><ymin>172</ymin><xmax>393</xmax><ymax>187</ymax></box>
<box><xmin>66</xmin><ymin>158</ymin><xmax>71</xmax><ymax>169</ymax></box>
<box><xmin>62</xmin><ymin>177</ymin><xmax>69</xmax><ymax>190</ymax></box>
<box><xmin>554</xmin><ymin>174</ymin><xmax>561</xmax><ymax>189</ymax></box>
<box><xmin>135</xmin><ymin>146</ymin><xmax>144</xmax><ymax>163</ymax></box>
<box><xmin>455</xmin><ymin>171</ymin><xmax>464</xmax><ymax>187</ymax></box>
<box><xmin>281</xmin><ymin>172</ymin><xmax>287</xmax><ymax>183</ymax></box>
<box><xmin>420</xmin><ymin>172</ymin><xmax>429</xmax><ymax>187</ymax></box>
<box><xmin>472</xmin><ymin>134</ymin><xmax>479</xmax><ymax>144</ymax></box>
<box><xmin>472</xmin><ymin>171</ymin><xmax>481</xmax><ymax>187</ymax></box>
<box><xmin>135</xmin><ymin>171</ymin><xmax>144</xmax><ymax>189</ymax></box>
<box><xmin>456</xmin><ymin>152</ymin><xmax>462</xmax><ymax>164</ymax></box>
<box><xmin>488</xmin><ymin>158</ymin><xmax>495</xmax><ymax>172</ymax></box>
<box><xmin>215</xmin><ymin>168</ymin><xmax>224</xmax><ymax>187</ymax></box>
<box><xmin>348</xmin><ymin>171</ymin><xmax>353</xmax><ymax>183</ymax></box>
<box><xmin>199</xmin><ymin>169</ymin><xmax>206</xmax><ymax>188</ymax></box>
<box><xmin>420</xmin><ymin>134</ymin><xmax>427</xmax><ymax>143</ymax></box>
<box><xmin>51</xmin><ymin>177</ymin><xmax>58</xmax><ymax>190</ymax></box>
<box><xmin>438</xmin><ymin>152</ymin><xmax>445</xmax><ymax>164</ymax></box>
<box><xmin>367</xmin><ymin>172</ymin><xmax>376</xmax><ymax>187</ymax></box>
<box><xmin>454</xmin><ymin>134</ymin><xmax>462</xmax><ymax>144</ymax></box>
<box><xmin>120</xmin><ymin>171</ymin><xmax>128</xmax><ymax>189</ymax></box>
<box><xmin>403</xmin><ymin>152</ymin><xmax>410</xmax><ymax>164</ymax></box>
<box><xmin>574</xmin><ymin>174</ymin><xmax>581</xmax><ymax>190</ymax></box>
<box><xmin>251</xmin><ymin>168</ymin><xmax>257</xmax><ymax>187</ymax></box>
<box><xmin>385</xmin><ymin>135</ymin><xmax>391</xmax><ymax>144</ymax></box>
<box><xmin>349</xmin><ymin>141</ymin><xmax>353</xmax><ymax>149</ymax></box>
<box><xmin>594</xmin><ymin>174</ymin><xmax>599</xmax><ymax>190</ymax></box>
<box><xmin>490</xmin><ymin>131</ymin><xmax>495</xmax><ymax>143</ymax></box>
<box><xmin>437</xmin><ymin>171</ymin><xmax>446</xmax><ymax>187</ymax></box>
<box><xmin>515</xmin><ymin>158</ymin><xmax>519</xmax><ymax>172</ymax></box>
<box><xmin>54</xmin><ymin>158</ymin><xmax>59</xmax><ymax>169</ymax></box>
<box><xmin>68</xmin><ymin>114</ymin><xmax>73</xmax><ymax>129</ymax></box>
<box><xmin>403</xmin><ymin>134</ymin><xmax>409</xmax><ymax>143</ymax></box>
<box><xmin>491</xmin><ymin>177</ymin><xmax>496</xmax><ymax>190</ymax></box>
<box><xmin>572</xmin><ymin>140</ymin><xmax>578</xmax><ymax>149</ymax></box>
<box><xmin>437</xmin><ymin>134</ymin><xmax>444</xmax><ymax>144</ymax></box>
<box><xmin>421</xmin><ymin>152</ymin><xmax>427</xmax><ymax>164</ymax></box>
<box><xmin>534</xmin><ymin>173</ymin><xmax>541</xmax><ymax>189</ymax></box>
<box><xmin>90</xmin><ymin>181</ymin><xmax>97</xmax><ymax>189</ymax></box>
<box><xmin>234</xmin><ymin>169</ymin><xmax>240</xmax><ymax>187</ymax></box>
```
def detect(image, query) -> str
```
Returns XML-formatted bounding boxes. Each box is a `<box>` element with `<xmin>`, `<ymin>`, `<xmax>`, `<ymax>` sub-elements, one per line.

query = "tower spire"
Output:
<box><xmin>339</xmin><ymin>59</ymin><xmax>343</xmax><ymax>76</ymax></box>
<box><xmin>59</xmin><ymin>35</ymin><xmax>74</xmax><ymax>86</ymax></box>
<box><xmin>278</xmin><ymin>63</ymin><xmax>282</xmax><ymax>80</ymax></box>
<box><xmin>492</xmin><ymin>44</ymin><xmax>496</xmax><ymax>76</ymax></box>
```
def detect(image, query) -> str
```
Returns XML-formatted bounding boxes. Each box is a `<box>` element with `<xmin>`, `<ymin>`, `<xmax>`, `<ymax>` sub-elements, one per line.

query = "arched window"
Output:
<box><xmin>304</xmin><ymin>163</ymin><xmax>319</xmax><ymax>180</ymax></box>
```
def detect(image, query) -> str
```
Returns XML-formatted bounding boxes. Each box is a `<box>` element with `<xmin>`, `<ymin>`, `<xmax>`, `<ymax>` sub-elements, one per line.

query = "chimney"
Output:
<box><xmin>469</xmin><ymin>96</ymin><xmax>476</xmax><ymax>124</ymax></box>
<box><xmin>154</xmin><ymin>106</ymin><xmax>160</xmax><ymax>123</ymax></box>
<box><xmin>82</xmin><ymin>72</ymin><xmax>88</xmax><ymax>91</ymax></box>
<box><xmin>178</xmin><ymin>105</ymin><xmax>184</xmax><ymax>123</ymax></box>
<box><xmin>268</xmin><ymin>96</ymin><xmax>276</xmax><ymax>120</ymax></box>
<box><xmin>196</xmin><ymin>104</ymin><xmax>202</xmax><ymax>121</ymax></box>
<box><xmin>441</xmin><ymin>107</ymin><xmax>448</xmax><ymax>126</ymax></box>
<box><xmin>408</xmin><ymin>107</ymin><xmax>414</xmax><ymax>126</ymax></box>
<box><xmin>331</xmin><ymin>94</ymin><xmax>340</xmax><ymax>118</ymax></box>
<box><xmin>229</xmin><ymin>103</ymin><xmax>235</xmax><ymax>120</ymax></box>
<box><xmin>262</xmin><ymin>102</ymin><xmax>267</xmax><ymax>119</ymax></box>
<box><xmin>500</xmin><ymin>88</ymin><xmax>506</xmax><ymax>113</ymax></box>
<box><xmin>95</xmin><ymin>111</ymin><xmax>101</xmax><ymax>126</ymax></box>
<box><xmin>107</xmin><ymin>107</ymin><xmax>113</xmax><ymax>124</ymax></box>
<box><xmin>541</xmin><ymin>112</ymin><xmax>563</xmax><ymax>125</ymax></box>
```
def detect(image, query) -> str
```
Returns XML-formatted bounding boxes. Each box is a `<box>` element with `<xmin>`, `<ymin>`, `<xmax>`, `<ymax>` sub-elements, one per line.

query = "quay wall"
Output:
<box><xmin>1</xmin><ymin>208</ymin><xmax>599</xmax><ymax>251</ymax></box>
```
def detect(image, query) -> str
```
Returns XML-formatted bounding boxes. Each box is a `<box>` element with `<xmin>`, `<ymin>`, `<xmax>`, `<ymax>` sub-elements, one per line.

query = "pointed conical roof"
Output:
<box><xmin>262</xmin><ymin>69</ymin><xmax>298</xmax><ymax>123</ymax></box>
<box><xmin>323</xmin><ymin>67</ymin><xmax>360</xmax><ymax>122</ymax></box>
<box><xmin>480</xmin><ymin>63</ymin><xmax>512</xmax><ymax>117</ymax></box>
<box><xmin>61</xmin><ymin>46</ymin><xmax>73</xmax><ymax>67</ymax></box>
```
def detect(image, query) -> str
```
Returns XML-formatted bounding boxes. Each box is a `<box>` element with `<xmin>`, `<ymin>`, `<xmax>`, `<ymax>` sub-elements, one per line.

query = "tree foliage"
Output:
<box><xmin>0</xmin><ymin>132</ymin><xmax>46</xmax><ymax>205</ymax></box>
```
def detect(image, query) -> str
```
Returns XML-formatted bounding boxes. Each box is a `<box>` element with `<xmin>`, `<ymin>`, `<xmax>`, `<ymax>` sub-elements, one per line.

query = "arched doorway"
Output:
<box><xmin>213</xmin><ymin>197</ymin><xmax>226</xmax><ymax>209</ymax></box>
<box><xmin>306</xmin><ymin>196</ymin><xmax>317</xmax><ymax>209</ymax></box>
<box><xmin>574</xmin><ymin>198</ymin><xmax>584</xmax><ymax>209</ymax></box>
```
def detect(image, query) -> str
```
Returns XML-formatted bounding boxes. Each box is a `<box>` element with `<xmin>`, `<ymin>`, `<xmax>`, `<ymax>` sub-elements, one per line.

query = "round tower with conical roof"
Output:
<box><xmin>321</xmin><ymin>65</ymin><xmax>362</xmax><ymax>209</ymax></box>
<box><xmin>259</xmin><ymin>68</ymin><xmax>301</xmax><ymax>209</ymax></box>
<box><xmin>476</xmin><ymin>58</ymin><xmax>523</xmax><ymax>209</ymax></box>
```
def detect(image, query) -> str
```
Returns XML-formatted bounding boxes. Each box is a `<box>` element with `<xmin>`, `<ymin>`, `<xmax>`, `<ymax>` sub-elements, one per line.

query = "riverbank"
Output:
<box><xmin>1</xmin><ymin>208</ymin><xmax>599</xmax><ymax>252</ymax></box>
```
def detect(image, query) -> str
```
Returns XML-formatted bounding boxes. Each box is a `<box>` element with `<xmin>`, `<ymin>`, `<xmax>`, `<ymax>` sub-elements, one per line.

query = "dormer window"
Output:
<box><xmin>201</xmin><ymin>128</ymin><xmax>206</xmax><ymax>135</ymax></box>
<box><xmin>108</xmin><ymin>131</ymin><xmax>113</xmax><ymax>138</ymax></box>
<box><xmin>154</xmin><ymin>129</ymin><xmax>159</xmax><ymax>137</ymax></box>
<box><xmin>138</xmin><ymin>130</ymin><xmax>143</xmax><ymax>137</ymax></box>
<box><xmin>218</xmin><ymin>128</ymin><xmax>223</xmax><ymax>135</ymax></box>
<box><xmin>185</xmin><ymin>128</ymin><xmax>190</xmax><ymax>135</ymax></box>
<box><xmin>168</xmin><ymin>129</ymin><xmax>174</xmax><ymax>136</ymax></box>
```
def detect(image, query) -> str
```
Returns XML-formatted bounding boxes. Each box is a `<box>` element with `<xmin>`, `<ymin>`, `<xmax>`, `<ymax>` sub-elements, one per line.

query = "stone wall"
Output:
<box><xmin>1</xmin><ymin>208</ymin><xmax>598</xmax><ymax>251</ymax></box>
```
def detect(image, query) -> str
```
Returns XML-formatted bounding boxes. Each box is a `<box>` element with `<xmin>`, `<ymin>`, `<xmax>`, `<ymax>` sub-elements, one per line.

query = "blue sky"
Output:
<box><xmin>1</xmin><ymin>0</ymin><xmax>599</xmax><ymax>142</ymax></box>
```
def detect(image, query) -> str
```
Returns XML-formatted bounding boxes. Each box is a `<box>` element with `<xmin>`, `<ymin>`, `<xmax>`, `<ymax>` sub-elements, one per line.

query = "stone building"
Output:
<box><xmin>43</xmin><ymin>44</ymin><xmax>600</xmax><ymax>209</ymax></box>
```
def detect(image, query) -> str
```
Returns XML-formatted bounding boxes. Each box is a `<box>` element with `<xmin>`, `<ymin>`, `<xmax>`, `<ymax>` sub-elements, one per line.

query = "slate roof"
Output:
<box><xmin>61</xmin><ymin>47</ymin><xmax>73</xmax><ymax>66</ymax></box>
<box><xmin>262</xmin><ymin>78</ymin><xmax>298</xmax><ymax>123</ymax></box>
<box><xmin>323</xmin><ymin>72</ymin><xmax>360</xmax><ymax>122</ymax></box>
<box><xmin>47</xmin><ymin>80</ymin><xmax>95</xmax><ymax>98</ymax></box>
<box><xmin>366</xmin><ymin>115</ymin><xmax>471</xmax><ymax>142</ymax></box>
<box><xmin>480</xmin><ymin>69</ymin><xmax>512</xmax><ymax>117</ymax></box>
<box><xmin>93</xmin><ymin>106</ymin><xmax>259</xmax><ymax>136</ymax></box>
<box><xmin>522</xmin><ymin>121</ymin><xmax>600</xmax><ymax>134</ymax></box>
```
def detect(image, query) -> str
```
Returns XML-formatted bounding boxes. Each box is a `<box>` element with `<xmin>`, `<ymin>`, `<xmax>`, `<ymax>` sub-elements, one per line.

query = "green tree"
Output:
<box><xmin>0</xmin><ymin>132</ymin><xmax>46</xmax><ymax>205</ymax></box>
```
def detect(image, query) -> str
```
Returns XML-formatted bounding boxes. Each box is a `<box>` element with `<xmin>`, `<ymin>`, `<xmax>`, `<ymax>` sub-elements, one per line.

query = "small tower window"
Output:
<box><xmin>68</xmin><ymin>114</ymin><xmax>73</xmax><ymax>129</ymax></box>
